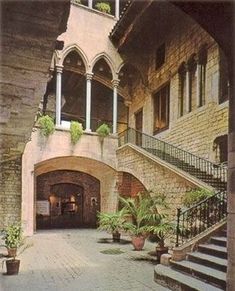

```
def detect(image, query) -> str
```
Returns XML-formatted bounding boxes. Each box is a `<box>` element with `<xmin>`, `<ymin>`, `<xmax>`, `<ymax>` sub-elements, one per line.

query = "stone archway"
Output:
<box><xmin>36</xmin><ymin>170</ymin><xmax>101</xmax><ymax>229</ymax></box>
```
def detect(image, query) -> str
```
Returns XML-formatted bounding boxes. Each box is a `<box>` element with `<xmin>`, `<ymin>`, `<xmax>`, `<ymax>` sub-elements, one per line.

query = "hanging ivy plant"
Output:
<box><xmin>38</xmin><ymin>115</ymin><xmax>55</xmax><ymax>137</ymax></box>
<box><xmin>70</xmin><ymin>121</ymin><xmax>83</xmax><ymax>144</ymax></box>
<box><xmin>96</xmin><ymin>123</ymin><xmax>110</xmax><ymax>137</ymax></box>
<box><xmin>95</xmin><ymin>2</ymin><xmax>111</xmax><ymax>14</ymax></box>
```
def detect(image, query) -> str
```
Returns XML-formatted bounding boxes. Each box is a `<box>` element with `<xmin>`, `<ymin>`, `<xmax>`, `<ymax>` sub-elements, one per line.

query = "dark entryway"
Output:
<box><xmin>36</xmin><ymin>170</ymin><xmax>100</xmax><ymax>229</ymax></box>
<box><xmin>135</xmin><ymin>108</ymin><xmax>143</xmax><ymax>146</ymax></box>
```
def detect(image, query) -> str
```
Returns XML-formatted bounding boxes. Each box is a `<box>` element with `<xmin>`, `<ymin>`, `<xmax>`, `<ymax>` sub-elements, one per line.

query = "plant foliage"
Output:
<box><xmin>70</xmin><ymin>121</ymin><xmax>83</xmax><ymax>144</ymax></box>
<box><xmin>97</xmin><ymin>208</ymin><xmax>127</xmax><ymax>233</ymax></box>
<box><xmin>95</xmin><ymin>2</ymin><xmax>111</xmax><ymax>14</ymax></box>
<box><xmin>2</xmin><ymin>223</ymin><xmax>23</xmax><ymax>249</ymax></box>
<box><xmin>96</xmin><ymin>123</ymin><xmax>110</xmax><ymax>137</ymax></box>
<box><xmin>119</xmin><ymin>192</ymin><xmax>166</xmax><ymax>236</ymax></box>
<box><xmin>183</xmin><ymin>188</ymin><xmax>214</xmax><ymax>207</ymax></box>
<box><xmin>38</xmin><ymin>115</ymin><xmax>55</xmax><ymax>137</ymax></box>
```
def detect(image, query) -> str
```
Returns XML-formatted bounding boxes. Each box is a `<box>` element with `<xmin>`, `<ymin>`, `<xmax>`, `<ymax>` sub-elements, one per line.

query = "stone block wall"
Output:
<box><xmin>117</xmin><ymin>145</ymin><xmax>199</xmax><ymax>219</ymax></box>
<box><xmin>0</xmin><ymin>1</ymin><xmax>70</xmax><ymax>230</ymax></box>
<box><xmin>0</xmin><ymin>158</ymin><xmax>22</xmax><ymax>227</ymax></box>
<box><xmin>128</xmin><ymin>10</ymin><xmax>228</xmax><ymax>162</ymax></box>
<box><xmin>117</xmin><ymin>172</ymin><xmax>146</xmax><ymax>197</ymax></box>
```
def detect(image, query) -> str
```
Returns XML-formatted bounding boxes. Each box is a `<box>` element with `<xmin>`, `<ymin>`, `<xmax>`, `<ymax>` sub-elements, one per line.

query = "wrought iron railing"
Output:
<box><xmin>118</xmin><ymin>128</ymin><xmax>227</xmax><ymax>189</ymax></box>
<box><xmin>175</xmin><ymin>190</ymin><xmax>227</xmax><ymax>247</ymax></box>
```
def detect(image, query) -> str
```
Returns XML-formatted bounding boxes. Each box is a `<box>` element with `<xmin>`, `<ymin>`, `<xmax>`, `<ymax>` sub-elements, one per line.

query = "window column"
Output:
<box><xmin>56</xmin><ymin>65</ymin><xmax>63</xmax><ymax>126</ymax></box>
<box><xmin>112</xmin><ymin>79</ymin><xmax>119</xmax><ymax>134</ymax></box>
<box><xmin>88</xmin><ymin>0</ymin><xmax>93</xmax><ymax>9</ymax></box>
<box><xmin>85</xmin><ymin>73</ymin><xmax>93</xmax><ymax>132</ymax></box>
<box><xmin>196</xmin><ymin>61</ymin><xmax>202</xmax><ymax>107</ymax></box>
<box><xmin>115</xmin><ymin>0</ymin><xmax>120</xmax><ymax>19</ymax></box>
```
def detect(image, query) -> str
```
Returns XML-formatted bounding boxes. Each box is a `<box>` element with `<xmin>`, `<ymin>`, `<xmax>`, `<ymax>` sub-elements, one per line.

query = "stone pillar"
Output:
<box><xmin>112</xmin><ymin>79</ymin><xmax>119</xmax><ymax>134</ymax></box>
<box><xmin>55</xmin><ymin>65</ymin><xmax>63</xmax><ymax>126</ymax></box>
<box><xmin>88</xmin><ymin>0</ymin><xmax>93</xmax><ymax>9</ymax></box>
<box><xmin>196</xmin><ymin>63</ymin><xmax>201</xmax><ymax>107</ymax></box>
<box><xmin>115</xmin><ymin>0</ymin><xmax>120</xmax><ymax>19</ymax></box>
<box><xmin>85</xmin><ymin>73</ymin><xmax>93</xmax><ymax>132</ymax></box>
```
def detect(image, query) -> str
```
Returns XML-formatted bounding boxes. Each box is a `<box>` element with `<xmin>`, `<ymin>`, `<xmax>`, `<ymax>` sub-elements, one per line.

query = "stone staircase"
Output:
<box><xmin>144</xmin><ymin>148</ymin><xmax>227</xmax><ymax>191</ymax></box>
<box><xmin>154</xmin><ymin>229</ymin><xmax>227</xmax><ymax>290</ymax></box>
<box><xmin>119</xmin><ymin>128</ymin><xmax>227</xmax><ymax>192</ymax></box>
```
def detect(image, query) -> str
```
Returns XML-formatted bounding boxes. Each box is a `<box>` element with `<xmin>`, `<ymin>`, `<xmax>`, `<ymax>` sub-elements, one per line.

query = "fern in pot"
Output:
<box><xmin>70</xmin><ymin>121</ymin><xmax>83</xmax><ymax>144</ymax></box>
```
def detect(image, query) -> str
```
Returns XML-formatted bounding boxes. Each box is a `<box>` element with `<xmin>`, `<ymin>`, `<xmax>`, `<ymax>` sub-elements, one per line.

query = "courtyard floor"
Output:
<box><xmin>0</xmin><ymin>229</ymin><xmax>170</xmax><ymax>291</ymax></box>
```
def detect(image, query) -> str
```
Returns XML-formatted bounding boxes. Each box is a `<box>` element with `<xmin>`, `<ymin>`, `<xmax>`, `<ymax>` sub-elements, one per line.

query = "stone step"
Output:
<box><xmin>211</xmin><ymin>236</ymin><xmax>227</xmax><ymax>247</ymax></box>
<box><xmin>170</xmin><ymin>260</ymin><xmax>226</xmax><ymax>289</ymax></box>
<box><xmin>198</xmin><ymin>244</ymin><xmax>227</xmax><ymax>259</ymax></box>
<box><xmin>154</xmin><ymin>264</ymin><xmax>223</xmax><ymax>291</ymax></box>
<box><xmin>188</xmin><ymin>251</ymin><xmax>227</xmax><ymax>272</ymax></box>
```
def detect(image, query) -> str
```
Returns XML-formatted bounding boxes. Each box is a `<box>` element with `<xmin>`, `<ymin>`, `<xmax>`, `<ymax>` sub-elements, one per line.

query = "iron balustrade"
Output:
<box><xmin>118</xmin><ymin>128</ymin><xmax>227</xmax><ymax>190</ymax></box>
<box><xmin>175</xmin><ymin>190</ymin><xmax>227</xmax><ymax>247</ymax></box>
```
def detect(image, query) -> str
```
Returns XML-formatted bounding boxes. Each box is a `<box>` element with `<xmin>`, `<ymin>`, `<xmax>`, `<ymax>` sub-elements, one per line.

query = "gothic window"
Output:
<box><xmin>188</xmin><ymin>56</ymin><xmax>197</xmax><ymax>112</ymax></box>
<box><xmin>178</xmin><ymin>63</ymin><xmax>186</xmax><ymax>117</ymax></box>
<box><xmin>219</xmin><ymin>49</ymin><xmax>229</xmax><ymax>104</ymax></box>
<box><xmin>153</xmin><ymin>83</ymin><xmax>170</xmax><ymax>134</ymax></box>
<box><xmin>198</xmin><ymin>45</ymin><xmax>208</xmax><ymax>107</ymax></box>
<box><xmin>213</xmin><ymin>135</ymin><xmax>228</xmax><ymax>163</ymax></box>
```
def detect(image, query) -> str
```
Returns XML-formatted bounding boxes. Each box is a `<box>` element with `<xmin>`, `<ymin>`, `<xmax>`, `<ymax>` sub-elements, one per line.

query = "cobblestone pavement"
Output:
<box><xmin>0</xmin><ymin>229</ymin><xmax>170</xmax><ymax>291</ymax></box>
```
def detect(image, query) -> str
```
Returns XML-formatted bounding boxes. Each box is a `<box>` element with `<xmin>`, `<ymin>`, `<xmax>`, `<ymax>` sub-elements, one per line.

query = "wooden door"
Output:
<box><xmin>135</xmin><ymin>109</ymin><xmax>143</xmax><ymax>146</ymax></box>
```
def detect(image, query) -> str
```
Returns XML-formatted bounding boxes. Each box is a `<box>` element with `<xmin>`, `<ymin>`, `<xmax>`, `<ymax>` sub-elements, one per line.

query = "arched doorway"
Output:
<box><xmin>36</xmin><ymin>170</ymin><xmax>100</xmax><ymax>229</ymax></box>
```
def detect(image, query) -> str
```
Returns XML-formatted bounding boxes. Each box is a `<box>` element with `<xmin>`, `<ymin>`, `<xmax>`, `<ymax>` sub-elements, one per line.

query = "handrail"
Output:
<box><xmin>175</xmin><ymin>190</ymin><xmax>227</xmax><ymax>247</ymax></box>
<box><xmin>118</xmin><ymin>128</ymin><xmax>227</xmax><ymax>188</ymax></box>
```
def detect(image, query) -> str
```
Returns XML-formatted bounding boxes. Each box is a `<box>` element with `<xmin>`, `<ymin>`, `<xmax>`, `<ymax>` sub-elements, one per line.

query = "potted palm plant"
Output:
<box><xmin>2</xmin><ymin>223</ymin><xmax>23</xmax><ymax>275</ymax></box>
<box><xmin>120</xmin><ymin>192</ymin><xmax>162</xmax><ymax>251</ymax></box>
<box><xmin>148</xmin><ymin>218</ymin><xmax>175</xmax><ymax>261</ymax></box>
<box><xmin>97</xmin><ymin>208</ymin><xmax>127</xmax><ymax>242</ymax></box>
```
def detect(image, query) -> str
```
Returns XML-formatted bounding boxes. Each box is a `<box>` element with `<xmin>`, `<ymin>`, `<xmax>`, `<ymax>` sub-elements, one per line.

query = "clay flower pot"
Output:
<box><xmin>131</xmin><ymin>235</ymin><xmax>145</xmax><ymax>251</ymax></box>
<box><xmin>6</xmin><ymin>259</ymin><xmax>20</xmax><ymax>275</ymax></box>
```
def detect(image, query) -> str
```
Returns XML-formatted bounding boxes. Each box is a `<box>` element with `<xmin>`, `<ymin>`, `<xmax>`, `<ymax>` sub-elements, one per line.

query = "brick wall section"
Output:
<box><xmin>0</xmin><ymin>158</ymin><xmax>21</xmax><ymax>228</ymax></box>
<box><xmin>118</xmin><ymin>172</ymin><xmax>146</xmax><ymax>197</ymax></box>
<box><xmin>37</xmin><ymin>170</ymin><xmax>100</xmax><ymax>227</ymax></box>
<box><xmin>128</xmin><ymin>11</ymin><xmax>228</xmax><ymax>162</ymax></box>
<box><xmin>117</xmin><ymin>146</ymin><xmax>197</xmax><ymax>218</ymax></box>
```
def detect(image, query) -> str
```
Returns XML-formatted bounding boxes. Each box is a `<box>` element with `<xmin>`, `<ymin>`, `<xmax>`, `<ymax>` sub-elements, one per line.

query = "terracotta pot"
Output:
<box><xmin>131</xmin><ymin>235</ymin><xmax>145</xmax><ymax>251</ymax></box>
<box><xmin>112</xmin><ymin>231</ymin><xmax>121</xmax><ymax>242</ymax></box>
<box><xmin>155</xmin><ymin>246</ymin><xmax>169</xmax><ymax>261</ymax></box>
<box><xmin>6</xmin><ymin>259</ymin><xmax>20</xmax><ymax>275</ymax></box>
<box><xmin>7</xmin><ymin>248</ymin><xmax>17</xmax><ymax>258</ymax></box>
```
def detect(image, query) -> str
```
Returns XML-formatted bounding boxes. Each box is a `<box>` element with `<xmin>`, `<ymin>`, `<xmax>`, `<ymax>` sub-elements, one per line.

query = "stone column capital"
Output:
<box><xmin>124</xmin><ymin>100</ymin><xmax>132</xmax><ymax>107</ymax></box>
<box><xmin>112</xmin><ymin>79</ymin><xmax>120</xmax><ymax>87</ymax></box>
<box><xmin>86</xmin><ymin>73</ymin><xmax>94</xmax><ymax>81</ymax></box>
<box><xmin>56</xmin><ymin>65</ymin><xmax>63</xmax><ymax>74</ymax></box>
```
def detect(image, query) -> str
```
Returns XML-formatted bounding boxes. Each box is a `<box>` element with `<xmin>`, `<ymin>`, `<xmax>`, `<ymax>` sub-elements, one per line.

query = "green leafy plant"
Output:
<box><xmin>98</xmin><ymin>209</ymin><xmax>127</xmax><ymax>233</ymax></box>
<box><xmin>183</xmin><ymin>189</ymin><xmax>214</xmax><ymax>208</ymax></box>
<box><xmin>120</xmin><ymin>192</ymin><xmax>165</xmax><ymax>237</ymax></box>
<box><xmin>38</xmin><ymin>115</ymin><xmax>55</xmax><ymax>137</ymax></box>
<box><xmin>96</xmin><ymin>123</ymin><xmax>110</xmax><ymax>137</ymax></box>
<box><xmin>2</xmin><ymin>223</ymin><xmax>23</xmax><ymax>250</ymax></box>
<box><xmin>70</xmin><ymin>121</ymin><xmax>83</xmax><ymax>144</ymax></box>
<box><xmin>95</xmin><ymin>2</ymin><xmax>111</xmax><ymax>14</ymax></box>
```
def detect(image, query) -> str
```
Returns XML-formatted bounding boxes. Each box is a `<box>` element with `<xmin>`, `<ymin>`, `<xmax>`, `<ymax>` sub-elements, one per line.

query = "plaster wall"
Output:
<box><xmin>22</xmin><ymin>128</ymin><xmax>119</xmax><ymax>235</ymax></box>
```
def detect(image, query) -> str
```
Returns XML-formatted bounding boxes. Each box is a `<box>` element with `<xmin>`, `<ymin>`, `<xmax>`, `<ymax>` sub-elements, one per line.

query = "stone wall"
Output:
<box><xmin>0</xmin><ymin>1</ymin><xmax>70</xmax><ymax>230</ymax></box>
<box><xmin>117</xmin><ymin>172</ymin><xmax>146</xmax><ymax>197</ymax></box>
<box><xmin>127</xmin><ymin>10</ymin><xmax>228</xmax><ymax>162</ymax></box>
<box><xmin>117</xmin><ymin>145</ymin><xmax>200</xmax><ymax>218</ymax></box>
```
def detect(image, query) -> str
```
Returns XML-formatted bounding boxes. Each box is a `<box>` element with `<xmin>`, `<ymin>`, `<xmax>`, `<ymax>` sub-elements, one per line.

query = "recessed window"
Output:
<box><xmin>219</xmin><ymin>49</ymin><xmax>229</xmax><ymax>104</ymax></box>
<box><xmin>155</xmin><ymin>43</ymin><xmax>165</xmax><ymax>70</ymax></box>
<box><xmin>178</xmin><ymin>63</ymin><xmax>186</xmax><ymax>117</ymax></box>
<box><xmin>153</xmin><ymin>83</ymin><xmax>170</xmax><ymax>134</ymax></box>
<box><xmin>198</xmin><ymin>45</ymin><xmax>208</xmax><ymax>107</ymax></box>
